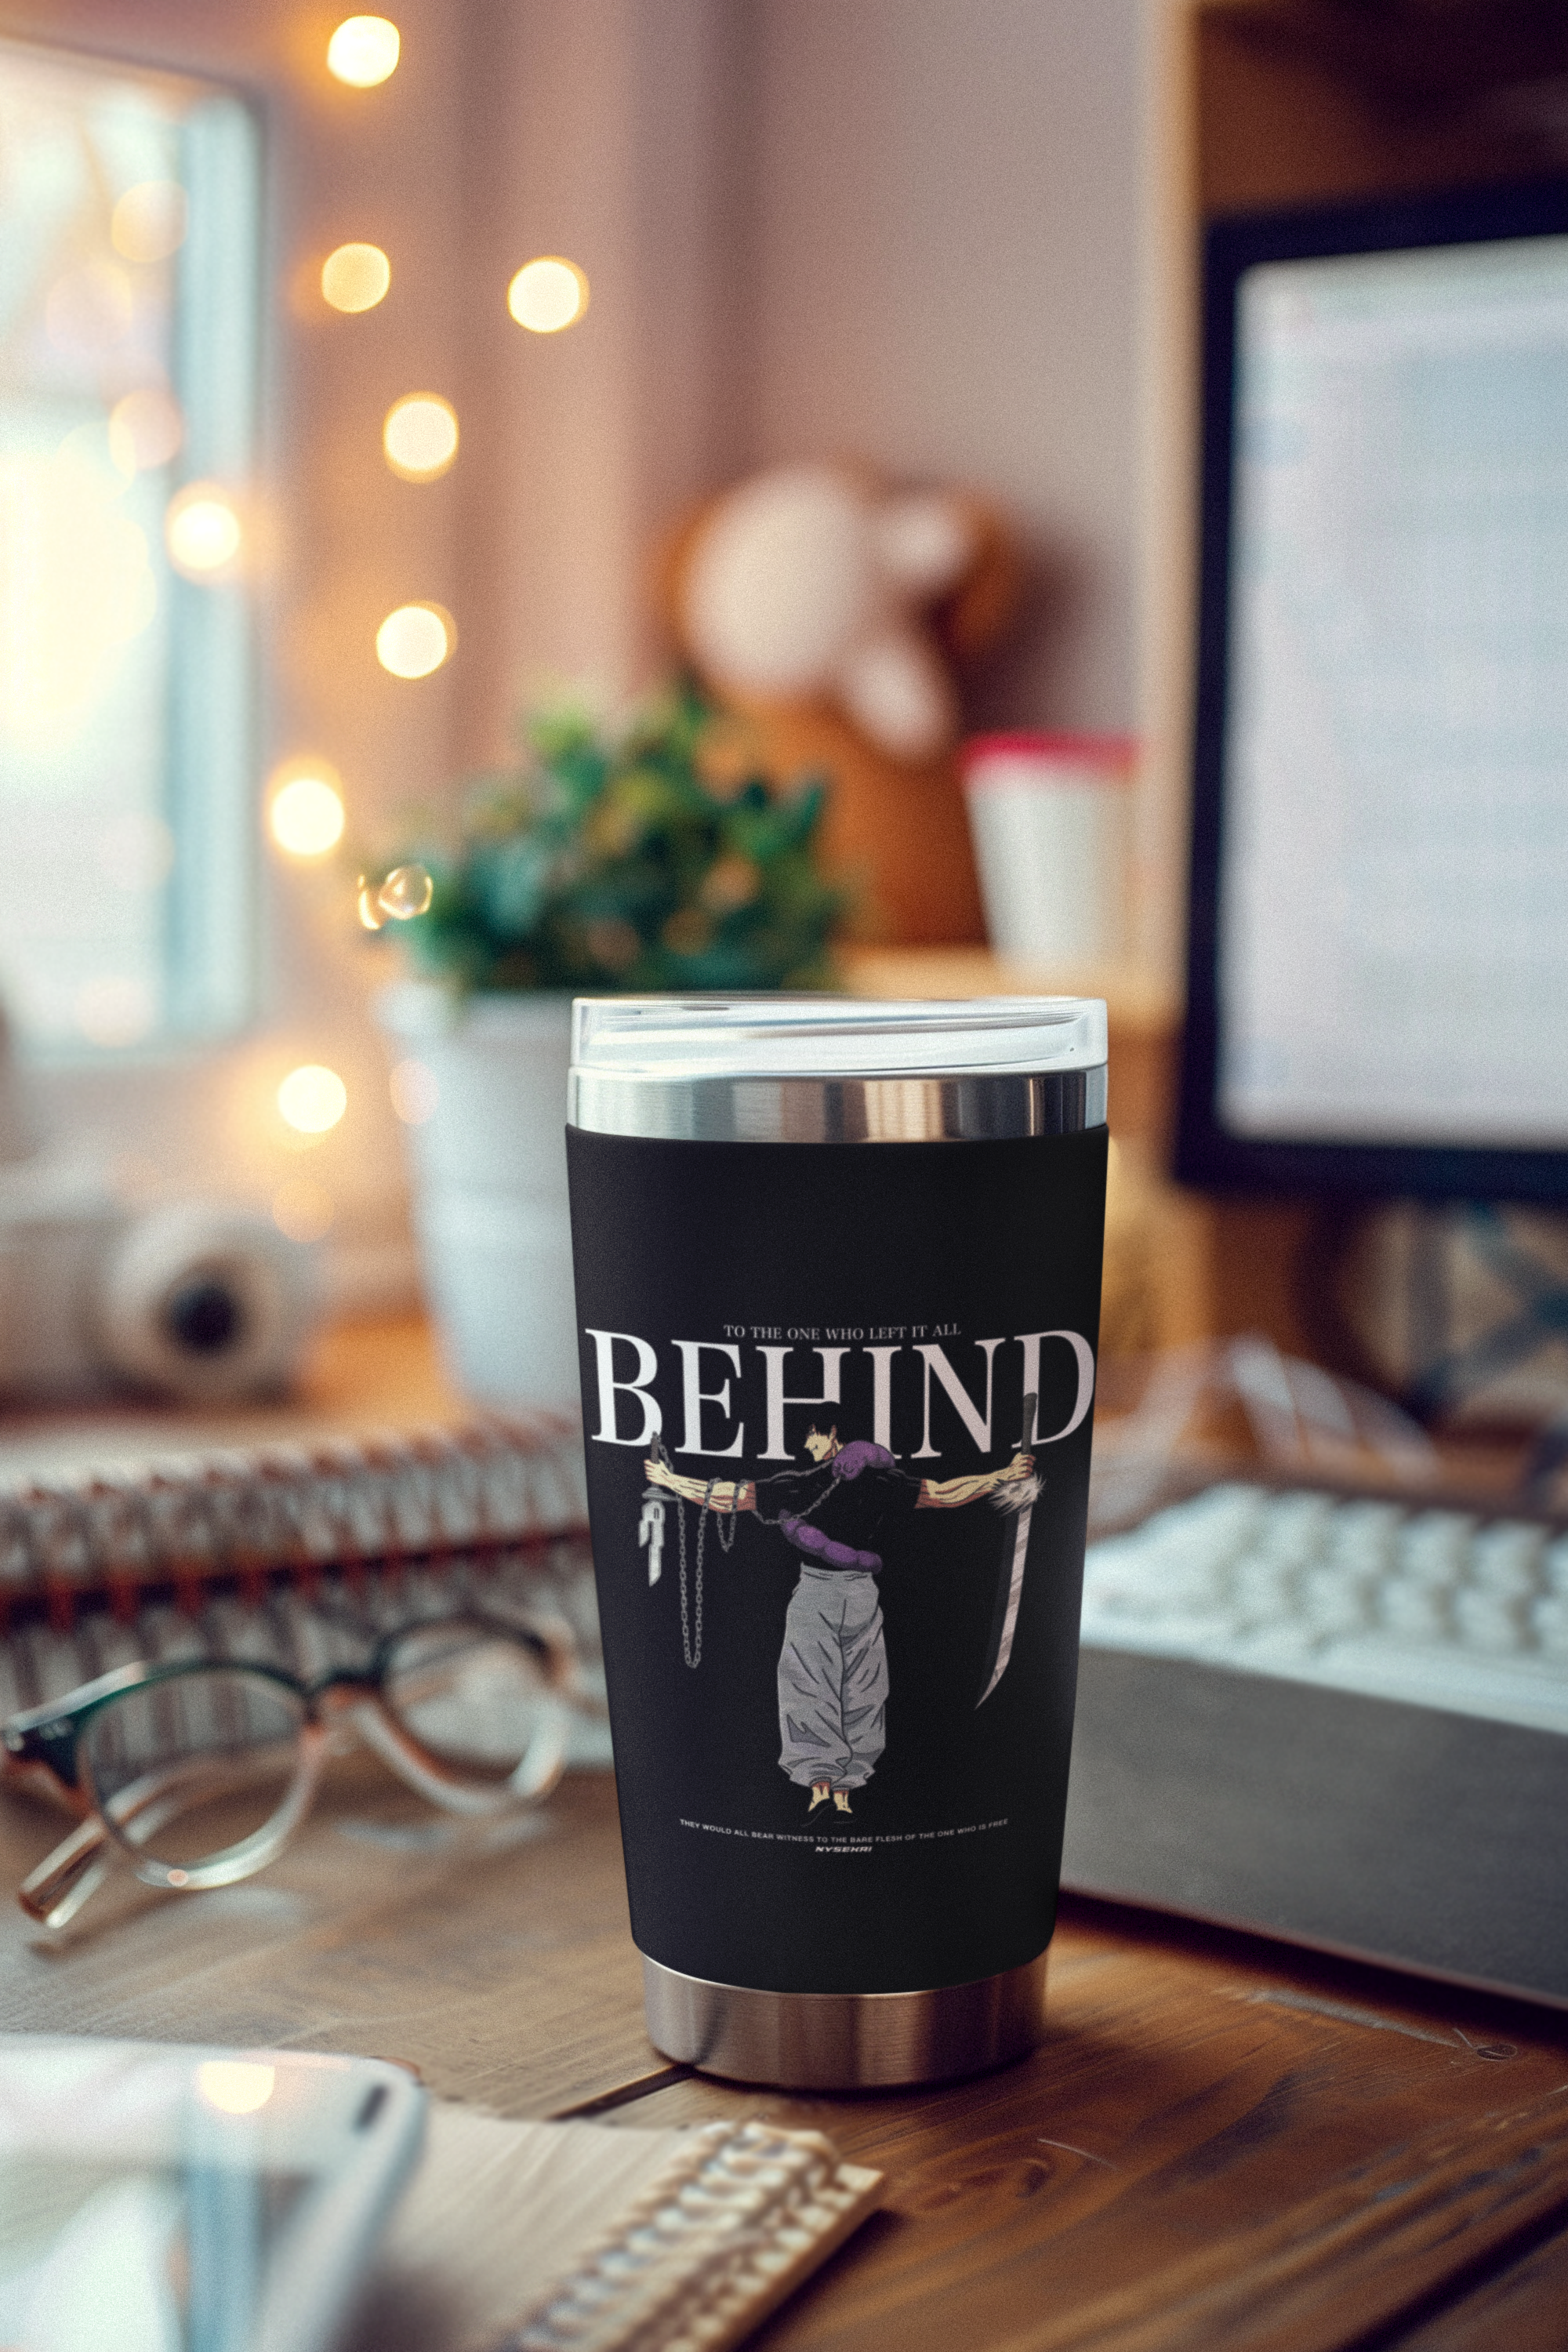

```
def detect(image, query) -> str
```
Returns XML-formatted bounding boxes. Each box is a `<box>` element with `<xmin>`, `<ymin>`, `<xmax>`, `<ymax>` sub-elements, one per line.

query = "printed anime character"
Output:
<box><xmin>644</xmin><ymin>1428</ymin><xmax>1035</xmax><ymax>1814</ymax></box>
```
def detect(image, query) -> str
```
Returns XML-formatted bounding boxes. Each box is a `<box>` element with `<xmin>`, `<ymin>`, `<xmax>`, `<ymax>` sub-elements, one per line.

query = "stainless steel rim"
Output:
<box><xmin>641</xmin><ymin>1951</ymin><xmax>1050</xmax><ymax>2089</ymax></box>
<box><xmin>568</xmin><ymin>1065</ymin><xmax>1105</xmax><ymax>1143</ymax></box>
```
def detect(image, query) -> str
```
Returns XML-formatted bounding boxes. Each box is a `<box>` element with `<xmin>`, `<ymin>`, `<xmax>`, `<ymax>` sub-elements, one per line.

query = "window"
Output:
<box><xmin>0</xmin><ymin>35</ymin><xmax>259</xmax><ymax>1056</ymax></box>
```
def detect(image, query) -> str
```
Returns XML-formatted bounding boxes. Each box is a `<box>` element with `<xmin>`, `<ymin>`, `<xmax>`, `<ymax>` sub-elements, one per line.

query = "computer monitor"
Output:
<box><xmin>1178</xmin><ymin>179</ymin><xmax>1568</xmax><ymax>1203</ymax></box>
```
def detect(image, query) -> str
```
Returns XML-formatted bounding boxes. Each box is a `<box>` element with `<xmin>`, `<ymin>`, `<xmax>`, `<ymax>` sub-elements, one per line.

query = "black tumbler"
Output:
<box><xmin>565</xmin><ymin>996</ymin><xmax>1108</xmax><ymax>2088</ymax></box>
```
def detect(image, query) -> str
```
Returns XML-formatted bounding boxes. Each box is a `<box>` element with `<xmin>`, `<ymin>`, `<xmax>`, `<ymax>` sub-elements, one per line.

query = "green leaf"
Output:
<box><xmin>363</xmin><ymin>681</ymin><xmax>849</xmax><ymax>996</ymax></box>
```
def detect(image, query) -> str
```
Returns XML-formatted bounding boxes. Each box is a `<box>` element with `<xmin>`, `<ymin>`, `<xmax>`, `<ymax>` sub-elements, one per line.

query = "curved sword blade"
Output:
<box><xmin>977</xmin><ymin>1392</ymin><xmax>1037</xmax><ymax>1707</ymax></box>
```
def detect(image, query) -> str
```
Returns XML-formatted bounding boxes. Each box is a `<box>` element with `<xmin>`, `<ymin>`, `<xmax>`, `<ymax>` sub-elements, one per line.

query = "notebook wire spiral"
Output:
<box><xmin>0</xmin><ymin>1417</ymin><xmax>604</xmax><ymax>1737</ymax></box>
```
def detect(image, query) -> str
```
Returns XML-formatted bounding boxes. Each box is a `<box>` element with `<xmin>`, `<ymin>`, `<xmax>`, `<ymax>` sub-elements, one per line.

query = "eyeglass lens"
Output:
<box><xmin>75</xmin><ymin>1626</ymin><xmax>562</xmax><ymax>1874</ymax></box>
<box><xmin>81</xmin><ymin>1668</ymin><xmax>309</xmax><ymax>1873</ymax></box>
<box><xmin>380</xmin><ymin>1621</ymin><xmax>561</xmax><ymax>1786</ymax></box>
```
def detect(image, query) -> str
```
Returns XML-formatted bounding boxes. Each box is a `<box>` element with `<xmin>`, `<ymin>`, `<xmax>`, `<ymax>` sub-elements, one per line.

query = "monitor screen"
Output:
<box><xmin>1179</xmin><ymin>182</ymin><xmax>1568</xmax><ymax>1201</ymax></box>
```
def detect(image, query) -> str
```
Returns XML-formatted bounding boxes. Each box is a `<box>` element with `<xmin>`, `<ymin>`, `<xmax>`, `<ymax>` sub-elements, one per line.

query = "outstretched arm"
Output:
<box><xmin>644</xmin><ymin>1459</ymin><xmax>757</xmax><ymax>1512</ymax></box>
<box><xmin>916</xmin><ymin>1451</ymin><xmax>1034</xmax><ymax>1511</ymax></box>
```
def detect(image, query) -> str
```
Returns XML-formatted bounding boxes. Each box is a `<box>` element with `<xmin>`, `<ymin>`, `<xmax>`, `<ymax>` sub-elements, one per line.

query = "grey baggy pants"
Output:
<box><xmin>777</xmin><ymin>1566</ymin><xmax>888</xmax><ymax>1789</ymax></box>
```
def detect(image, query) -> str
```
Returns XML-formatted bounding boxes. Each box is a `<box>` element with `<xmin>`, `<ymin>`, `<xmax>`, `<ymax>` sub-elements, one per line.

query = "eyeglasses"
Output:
<box><xmin>1</xmin><ymin>1613</ymin><xmax>578</xmax><ymax>1929</ymax></box>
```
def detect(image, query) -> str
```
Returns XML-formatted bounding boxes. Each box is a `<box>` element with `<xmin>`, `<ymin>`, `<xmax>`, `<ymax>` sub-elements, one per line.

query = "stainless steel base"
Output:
<box><xmin>641</xmin><ymin>1951</ymin><xmax>1050</xmax><ymax>2090</ymax></box>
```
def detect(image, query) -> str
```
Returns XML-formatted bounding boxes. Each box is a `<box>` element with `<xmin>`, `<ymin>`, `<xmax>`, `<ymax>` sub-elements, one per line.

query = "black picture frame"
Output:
<box><xmin>1176</xmin><ymin>176</ymin><xmax>1568</xmax><ymax>1204</ymax></box>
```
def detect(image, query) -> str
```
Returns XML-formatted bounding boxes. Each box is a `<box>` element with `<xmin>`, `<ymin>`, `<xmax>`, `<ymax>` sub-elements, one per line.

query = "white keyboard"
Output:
<box><xmin>1080</xmin><ymin>1483</ymin><xmax>1568</xmax><ymax>1736</ymax></box>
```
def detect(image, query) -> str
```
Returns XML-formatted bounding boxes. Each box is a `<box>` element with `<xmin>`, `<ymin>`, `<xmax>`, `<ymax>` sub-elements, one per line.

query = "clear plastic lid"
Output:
<box><xmin>570</xmin><ymin>995</ymin><xmax>1107</xmax><ymax>1081</ymax></box>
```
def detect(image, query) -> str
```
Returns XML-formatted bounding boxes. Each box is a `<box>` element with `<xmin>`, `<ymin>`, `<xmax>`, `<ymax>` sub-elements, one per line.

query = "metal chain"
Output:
<box><xmin>675</xmin><ymin>1479</ymin><xmax>697</xmax><ymax>1668</ymax></box>
<box><xmin>675</xmin><ymin>1475</ymin><xmax>739</xmax><ymax>1669</ymax></box>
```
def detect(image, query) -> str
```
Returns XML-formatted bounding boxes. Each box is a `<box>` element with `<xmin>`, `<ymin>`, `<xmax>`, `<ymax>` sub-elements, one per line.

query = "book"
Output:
<box><xmin>347</xmin><ymin>2102</ymin><xmax>882</xmax><ymax>2352</ymax></box>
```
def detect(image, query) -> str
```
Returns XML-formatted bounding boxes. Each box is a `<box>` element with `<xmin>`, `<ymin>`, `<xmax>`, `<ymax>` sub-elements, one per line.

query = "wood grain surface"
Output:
<box><xmin>5</xmin><ymin>1754</ymin><xmax>1568</xmax><ymax>2351</ymax></box>
<box><xmin>0</xmin><ymin>1765</ymin><xmax>651</xmax><ymax>2117</ymax></box>
<box><xmin>600</xmin><ymin>1902</ymin><xmax>1568</xmax><ymax>2352</ymax></box>
<box><xmin>1390</xmin><ymin>2220</ymin><xmax>1568</xmax><ymax>2352</ymax></box>
<box><xmin>5</xmin><ymin>1307</ymin><xmax>1564</xmax><ymax>2345</ymax></box>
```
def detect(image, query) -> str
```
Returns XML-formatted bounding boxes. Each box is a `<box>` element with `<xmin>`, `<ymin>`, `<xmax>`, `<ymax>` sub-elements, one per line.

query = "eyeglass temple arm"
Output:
<box><xmin>16</xmin><ymin>1730</ymin><xmax>330</xmax><ymax>1929</ymax></box>
<box><xmin>19</xmin><ymin>1814</ymin><xmax>113</xmax><ymax>1930</ymax></box>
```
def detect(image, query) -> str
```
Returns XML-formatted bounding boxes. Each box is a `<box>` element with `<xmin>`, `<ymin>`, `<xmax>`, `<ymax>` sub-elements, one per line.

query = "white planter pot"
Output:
<box><xmin>376</xmin><ymin>985</ymin><xmax>579</xmax><ymax>1412</ymax></box>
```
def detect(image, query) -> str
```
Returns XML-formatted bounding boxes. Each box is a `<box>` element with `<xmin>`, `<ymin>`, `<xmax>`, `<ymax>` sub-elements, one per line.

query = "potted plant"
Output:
<box><xmin>367</xmin><ymin>682</ymin><xmax>842</xmax><ymax>1410</ymax></box>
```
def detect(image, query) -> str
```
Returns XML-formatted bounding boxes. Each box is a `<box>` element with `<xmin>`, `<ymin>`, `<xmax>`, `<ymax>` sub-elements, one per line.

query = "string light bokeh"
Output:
<box><xmin>321</xmin><ymin>241</ymin><xmax>390</xmax><ymax>314</ymax></box>
<box><xmin>376</xmin><ymin>601</ymin><xmax>452</xmax><ymax>678</ymax></box>
<box><xmin>278</xmin><ymin>1063</ymin><xmax>348</xmax><ymax>1136</ymax></box>
<box><xmin>268</xmin><ymin>762</ymin><xmax>346</xmax><ymax>858</ymax></box>
<box><xmin>507</xmin><ymin>256</ymin><xmax>589</xmax><ymax>333</ymax></box>
<box><xmin>260</xmin><ymin>52</ymin><xmax>598</xmax><ymax>1185</ymax></box>
<box><xmin>326</xmin><ymin>17</ymin><xmax>401</xmax><ymax>89</ymax></box>
<box><xmin>164</xmin><ymin>481</ymin><xmax>242</xmax><ymax>578</ymax></box>
<box><xmin>358</xmin><ymin>864</ymin><xmax>434</xmax><ymax>930</ymax></box>
<box><xmin>383</xmin><ymin>393</ymin><xmax>458</xmax><ymax>481</ymax></box>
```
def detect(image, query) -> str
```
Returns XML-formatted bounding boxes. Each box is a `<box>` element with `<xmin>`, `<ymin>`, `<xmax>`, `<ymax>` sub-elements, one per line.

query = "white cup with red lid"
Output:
<box><xmin>960</xmin><ymin>732</ymin><xmax>1135</xmax><ymax>965</ymax></box>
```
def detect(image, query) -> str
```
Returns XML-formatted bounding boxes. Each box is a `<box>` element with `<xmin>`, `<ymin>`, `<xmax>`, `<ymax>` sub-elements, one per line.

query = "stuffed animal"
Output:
<box><xmin>662</xmin><ymin>463</ymin><xmax>1019</xmax><ymax>943</ymax></box>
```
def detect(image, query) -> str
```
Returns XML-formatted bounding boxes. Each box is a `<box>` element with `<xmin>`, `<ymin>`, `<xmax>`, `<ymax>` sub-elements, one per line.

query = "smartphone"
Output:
<box><xmin>0</xmin><ymin>2035</ymin><xmax>426</xmax><ymax>2352</ymax></box>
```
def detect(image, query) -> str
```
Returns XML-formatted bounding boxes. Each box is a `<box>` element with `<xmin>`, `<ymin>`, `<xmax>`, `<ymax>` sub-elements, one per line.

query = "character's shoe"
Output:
<box><xmin>808</xmin><ymin>1783</ymin><xmax>831</xmax><ymax>1812</ymax></box>
<box><xmin>833</xmin><ymin>1789</ymin><xmax>852</xmax><ymax>1814</ymax></box>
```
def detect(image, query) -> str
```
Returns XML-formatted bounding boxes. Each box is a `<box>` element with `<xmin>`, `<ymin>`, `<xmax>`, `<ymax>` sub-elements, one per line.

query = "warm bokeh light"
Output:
<box><xmin>506</xmin><ymin>256</ymin><xmax>589</xmax><ymax>334</ymax></box>
<box><xmin>165</xmin><ymin>482</ymin><xmax>242</xmax><ymax>577</ymax></box>
<box><xmin>269</xmin><ymin>764</ymin><xmax>346</xmax><ymax>858</ymax></box>
<box><xmin>108</xmin><ymin>387</ymin><xmax>184</xmax><ymax>474</ymax></box>
<box><xmin>111</xmin><ymin>180</ymin><xmax>188</xmax><ymax>263</ymax></box>
<box><xmin>390</xmin><ymin>1056</ymin><xmax>439</xmax><ymax>1124</ymax></box>
<box><xmin>376</xmin><ymin>602</ymin><xmax>453</xmax><ymax>678</ymax></box>
<box><xmin>321</xmin><ymin>242</ymin><xmax>390</xmax><ymax>314</ymax></box>
<box><xmin>272</xmin><ymin>1175</ymin><xmax>336</xmax><ymax>1243</ymax></box>
<box><xmin>327</xmin><ymin>15</ymin><xmax>401</xmax><ymax>86</ymax></box>
<box><xmin>278</xmin><ymin>1063</ymin><xmax>348</xmax><ymax>1135</ymax></box>
<box><xmin>383</xmin><ymin>393</ymin><xmax>458</xmax><ymax>481</ymax></box>
<box><xmin>196</xmin><ymin>2061</ymin><xmax>276</xmax><ymax>2116</ymax></box>
<box><xmin>360</xmin><ymin>862</ymin><xmax>433</xmax><ymax>925</ymax></box>
<box><xmin>377</xmin><ymin>862</ymin><xmax>433</xmax><ymax>918</ymax></box>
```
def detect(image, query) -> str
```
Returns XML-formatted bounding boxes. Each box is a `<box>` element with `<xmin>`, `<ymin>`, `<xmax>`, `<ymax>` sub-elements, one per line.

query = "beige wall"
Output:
<box><xmin>741</xmin><ymin>0</ymin><xmax>1144</xmax><ymax>739</ymax></box>
<box><xmin>448</xmin><ymin>0</ymin><xmax>753</xmax><ymax>762</ymax></box>
<box><xmin>448</xmin><ymin>0</ymin><xmax>1149</xmax><ymax>753</ymax></box>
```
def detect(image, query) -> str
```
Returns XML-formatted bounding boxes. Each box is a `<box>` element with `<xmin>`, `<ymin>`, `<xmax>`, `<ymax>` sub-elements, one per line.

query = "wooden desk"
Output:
<box><xmin>5</xmin><ymin>1762</ymin><xmax>1568</xmax><ymax>2352</ymax></box>
<box><xmin>0</xmin><ymin>1312</ymin><xmax>1562</xmax><ymax>2348</ymax></box>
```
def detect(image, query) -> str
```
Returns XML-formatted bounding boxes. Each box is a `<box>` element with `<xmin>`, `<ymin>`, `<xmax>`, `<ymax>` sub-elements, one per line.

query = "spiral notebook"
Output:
<box><xmin>350</xmin><ymin>2103</ymin><xmax>882</xmax><ymax>2352</ymax></box>
<box><xmin>0</xmin><ymin>1414</ymin><xmax>607</xmax><ymax>1745</ymax></box>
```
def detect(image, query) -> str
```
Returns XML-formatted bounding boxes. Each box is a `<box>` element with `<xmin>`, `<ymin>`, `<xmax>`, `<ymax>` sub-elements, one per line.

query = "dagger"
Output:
<box><xmin>639</xmin><ymin>1434</ymin><xmax>670</xmax><ymax>1585</ymax></box>
<box><xmin>977</xmin><ymin>1390</ymin><xmax>1038</xmax><ymax>1707</ymax></box>
<box><xmin>637</xmin><ymin>1489</ymin><xmax>666</xmax><ymax>1584</ymax></box>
